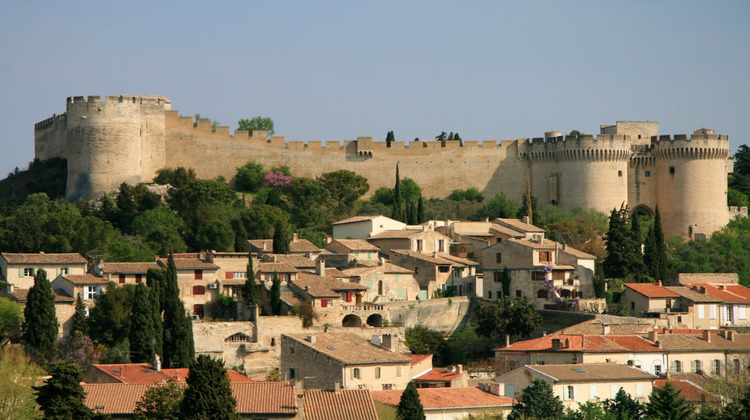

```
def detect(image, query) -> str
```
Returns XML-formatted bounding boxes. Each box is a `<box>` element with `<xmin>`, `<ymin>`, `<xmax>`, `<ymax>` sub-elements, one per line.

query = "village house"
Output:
<box><xmin>257</xmin><ymin>262</ymin><xmax>298</xmax><ymax>285</ymax></box>
<box><xmin>323</xmin><ymin>239</ymin><xmax>382</xmax><ymax>267</ymax></box>
<box><xmin>342</xmin><ymin>260</ymin><xmax>418</xmax><ymax>303</ymax></box>
<box><xmin>390</xmin><ymin>249</ymin><xmax>480</xmax><ymax>299</ymax></box>
<box><xmin>367</xmin><ymin>226</ymin><xmax>451</xmax><ymax>256</ymax></box>
<box><xmin>621</xmin><ymin>283</ymin><xmax>723</xmax><ymax>329</ymax></box>
<box><xmin>156</xmin><ymin>257</ymin><xmax>220</xmax><ymax>319</ymax></box>
<box><xmin>494</xmin><ymin>363</ymin><xmax>656</xmax><ymax>409</ymax></box>
<box><xmin>204</xmin><ymin>251</ymin><xmax>255</xmax><ymax>300</ymax></box>
<box><xmin>438</xmin><ymin>220</ymin><xmax>529</xmax><ymax>263</ymax></box>
<box><xmin>413</xmin><ymin>364</ymin><xmax>469</xmax><ymax>388</ymax></box>
<box><xmin>679</xmin><ymin>278</ymin><xmax>750</xmax><ymax>328</ymax></box>
<box><xmin>281</xmin><ymin>332</ymin><xmax>412</xmax><ymax>391</ymax></box>
<box><xmin>0</xmin><ymin>252</ymin><xmax>88</xmax><ymax>289</ymax></box>
<box><xmin>83</xmin><ymin>359</ymin><xmax>252</xmax><ymax>384</ymax></box>
<box><xmin>92</xmin><ymin>261</ymin><xmax>160</xmax><ymax>285</ymax></box>
<box><xmin>331</xmin><ymin>215</ymin><xmax>406</xmax><ymax>240</ymax></box>
<box><xmin>249</xmin><ymin>232</ymin><xmax>324</xmax><ymax>260</ymax></box>
<box><xmin>2</xmin><ymin>284</ymin><xmax>75</xmax><ymax>336</ymax></box>
<box><xmin>288</xmin><ymin>272</ymin><xmax>369</xmax><ymax>312</ymax></box>
<box><xmin>371</xmin><ymin>386</ymin><xmax>514</xmax><ymax>419</ymax></box>
<box><xmin>303</xmin><ymin>388</ymin><xmax>379</xmax><ymax>420</ymax></box>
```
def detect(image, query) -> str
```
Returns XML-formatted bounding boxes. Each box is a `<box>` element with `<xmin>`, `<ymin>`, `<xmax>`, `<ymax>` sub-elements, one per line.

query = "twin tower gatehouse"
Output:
<box><xmin>34</xmin><ymin>95</ymin><xmax>740</xmax><ymax>238</ymax></box>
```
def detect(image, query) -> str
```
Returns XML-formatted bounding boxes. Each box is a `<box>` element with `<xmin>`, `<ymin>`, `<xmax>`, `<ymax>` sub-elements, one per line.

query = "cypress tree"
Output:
<box><xmin>147</xmin><ymin>268</ymin><xmax>164</xmax><ymax>357</ymax></box>
<box><xmin>180</xmin><ymin>355</ymin><xmax>237</xmax><ymax>419</ymax></box>
<box><xmin>396</xmin><ymin>381</ymin><xmax>425</xmax><ymax>420</ymax></box>
<box><xmin>148</xmin><ymin>267</ymin><xmax>167</xmax><ymax>313</ymax></box>
<box><xmin>71</xmin><ymin>293</ymin><xmax>88</xmax><ymax>336</ymax></box>
<box><xmin>35</xmin><ymin>361</ymin><xmax>95</xmax><ymax>419</ymax></box>
<box><xmin>645</xmin><ymin>382</ymin><xmax>694</xmax><ymax>420</ymax></box>
<box><xmin>244</xmin><ymin>253</ymin><xmax>259</xmax><ymax>305</ymax></box>
<box><xmin>271</xmin><ymin>272</ymin><xmax>282</xmax><ymax>315</ymax></box>
<box><xmin>272</xmin><ymin>219</ymin><xmax>291</xmax><ymax>254</ymax></box>
<box><xmin>417</xmin><ymin>196</ymin><xmax>425</xmax><ymax>224</ymax></box>
<box><xmin>129</xmin><ymin>282</ymin><xmax>155</xmax><ymax>363</ymax></box>
<box><xmin>232</xmin><ymin>218</ymin><xmax>250</xmax><ymax>252</ymax></box>
<box><xmin>629</xmin><ymin>214</ymin><xmax>646</xmax><ymax>279</ymax></box>
<box><xmin>651</xmin><ymin>206</ymin><xmax>669</xmax><ymax>281</ymax></box>
<box><xmin>22</xmin><ymin>269</ymin><xmax>59</xmax><ymax>364</ymax></box>
<box><xmin>392</xmin><ymin>164</ymin><xmax>404</xmax><ymax>222</ymax></box>
<box><xmin>162</xmin><ymin>254</ymin><xmax>195</xmax><ymax>368</ymax></box>
<box><xmin>603</xmin><ymin>206</ymin><xmax>643</xmax><ymax>279</ymax></box>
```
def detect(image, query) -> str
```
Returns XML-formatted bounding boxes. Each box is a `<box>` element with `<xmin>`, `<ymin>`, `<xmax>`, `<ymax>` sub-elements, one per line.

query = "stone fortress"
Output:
<box><xmin>34</xmin><ymin>95</ymin><xmax>742</xmax><ymax>238</ymax></box>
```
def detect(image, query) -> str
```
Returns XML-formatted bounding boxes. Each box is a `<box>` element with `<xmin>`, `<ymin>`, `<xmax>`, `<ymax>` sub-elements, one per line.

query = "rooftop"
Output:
<box><xmin>100</xmin><ymin>261</ymin><xmax>160</xmax><ymax>274</ymax></box>
<box><xmin>496</xmin><ymin>333</ymin><xmax>659</xmax><ymax>353</ymax></box>
<box><xmin>325</xmin><ymin>239</ymin><xmax>380</xmax><ymax>252</ymax></box>
<box><xmin>59</xmin><ymin>274</ymin><xmax>108</xmax><ymax>285</ymax></box>
<box><xmin>284</xmin><ymin>333</ymin><xmax>411</xmax><ymax>365</ymax></box>
<box><xmin>157</xmin><ymin>258</ymin><xmax>219</xmax><ymax>271</ymax></box>
<box><xmin>623</xmin><ymin>283</ymin><xmax>680</xmax><ymax>298</ymax></box>
<box><xmin>1</xmin><ymin>252</ymin><xmax>87</xmax><ymax>265</ymax></box>
<box><xmin>304</xmin><ymin>388</ymin><xmax>378</xmax><ymax>420</ymax></box>
<box><xmin>524</xmin><ymin>363</ymin><xmax>656</xmax><ymax>382</ymax></box>
<box><xmin>371</xmin><ymin>387</ymin><xmax>514</xmax><ymax>410</ymax></box>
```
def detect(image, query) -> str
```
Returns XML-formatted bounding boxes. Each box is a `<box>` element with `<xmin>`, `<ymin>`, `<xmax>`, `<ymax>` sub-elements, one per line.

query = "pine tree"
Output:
<box><xmin>508</xmin><ymin>378</ymin><xmax>564</xmax><ymax>420</ymax></box>
<box><xmin>130</xmin><ymin>282</ymin><xmax>155</xmax><ymax>363</ymax></box>
<box><xmin>645</xmin><ymin>382</ymin><xmax>694</xmax><ymax>420</ymax></box>
<box><xmin>71</xmin><ymin>293</ymin><xmax>88</xmax><ymax>336</ymax></box>
<box><xmin>392</xmin><ymin>164</ymin><xmax>404</xmax><ymax>222</ymax></box>
<box><xmin>603</xmin><ymin>205</ymin><xmax>643</xmax><ymax>279</ymax></box>
<box><xmin>605</xmin><ymin>387</ymin><xmax>645</xmax><ymax>420</ymax></box>
<box><xmin>35</xmin><ymin>361</ymin><xmax>95</xmax><ymax>419</ymax></box>
<box><xmin>162</xmin><ymin>254</ymin><xmax>195</xmax><ymax>368</ymax></box>
<box><xmin>22</xmin><ymin>269</ymin><xmax>59</xmax><ymax>364</ymax></box>
<box><xmin>386</xmin><ymin>130</ymin><xmax>394</xmax><ymax>148</ymax></box>
<box><xmin>396</xmin><ymin>381</ymin><xmax>425</xmax><ymax>420</ymax></box>
<box><xmin>180</xmin><ymin>355</ymin><xmax>237</xmax><ymax>419</ymax></box>
<box><xmin>272</xmin><ymin>218</ymin><xmax>291</xmax><ymax>254</ymax></box>
<box><xmin>146</xmin><ymin>268</ymin><xmax>164</xmax><ymax>357</ymax></box>
<box><xmin>244</xmin><ymin>253</ymin><xmax>259</xmax><ymax>305</ymax></box>
<box><xmin>271</xmin><ymin>272</ymin><xmax>282</xmax><ymax>315</ymax></box>
<box><xmin>417</xmin><ymin>196</ymin><xmax>425</xmax><ymax>224</ymax></box>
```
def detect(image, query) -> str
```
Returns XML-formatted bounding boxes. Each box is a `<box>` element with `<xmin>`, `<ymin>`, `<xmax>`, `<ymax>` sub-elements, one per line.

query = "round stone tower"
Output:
<box><xmin>521</xmin><ymin>134</ymin><xmax>631</xmax><ymax>213</ymax></box>
<box><xmin>65</xmin><ymin>95</ymin><xmax>170</xmax><ymax>200</ymax></box>
<box><xmin>654</xmin><ymin>129</ymin><xmax>730</xmax><ymax>238</ymax></box>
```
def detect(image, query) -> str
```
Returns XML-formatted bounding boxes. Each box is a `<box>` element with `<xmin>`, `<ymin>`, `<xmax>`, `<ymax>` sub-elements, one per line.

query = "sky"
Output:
<box><xmin>1</xmin><ymin>1</ymin><xmax>748</xmax><ymax>178</ymax></box>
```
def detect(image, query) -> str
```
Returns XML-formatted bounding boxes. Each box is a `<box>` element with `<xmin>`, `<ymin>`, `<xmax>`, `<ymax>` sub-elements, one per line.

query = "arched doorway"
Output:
<box><xmin>342</xmin><ymin>314</ymin><xmax>363</xmax><ymax>327</ymax></box>
<box><xmin>631</xmin><ymin>204</ymin><xmax>654</xmax><ymax>218</ymax></box>
<box><xmin>366</xmin><ymin>314</ymin><xmax>383</xmax><ymax>327</ymax></box>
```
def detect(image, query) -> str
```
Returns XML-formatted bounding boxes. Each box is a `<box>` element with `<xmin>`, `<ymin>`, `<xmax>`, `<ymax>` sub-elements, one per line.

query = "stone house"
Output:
<box><xmin>495</xmin><ymin>363</ymin><xmax>655</xmax><ymax>409</ymax></box>
<box><xmin>0</xmin><ymin>252</ymin><xmax>88</xmax><ymax>289</ymax></box>
<box><xmin>331</xmin><ymin>215</ymin><xmax>406</xmax><ymax>240</ymax></box>
<box><xmin>442</xmin><ymin>220</ymin><xmax>530</xmax><ymax>264</ymax></box>
<box><xmin>288</xmin><ymin>272</ymin><xmax>369</xmax><ymax>311</ymax></box>
<box><xmin>621</xmin><ymin>283</ymin><xmax>723</xmax><ymax>329</ymax></box>
<box><xmin>3</xmin><ymin>284</ymin><xmax>75</xmax><ymax>336</ymax></box>
<box><xmin>390</xmin><ymin>250</ymin><xmax>480</xmax><ymax>300</ymax></box>
<box><xmin>156</xmin><ymin>257</ymin><xmax>219</xmax><ymax>319</ymax></box>
<box><xmin>257</xmin><ymin>262</ymin><xmax>298</xmax><ymax>285</ymax></box>
<box><xmin>281</xmin><ymin>332</ymin><xmax>412</xmax><ymax>391</ymax></box>
<box><xmin>342</xmin><ymin>261</ymin><xmax>418</xmax><ymax>303</ymax></box>
<box><xmin>481</xmin><ymin>229</ymin><xmax>596</xmax><ymax>309</ymax></box>
<box><xmin>323</xmin><ymin>239</ymin><xmax>382</xmax><ymax>266</ymax></box>
<box><xmin>92</xmin><ymin>261</ymin><xmax>159</xmax><ymax>285</ymax></box>
<box><xmin>367</xmin><ymin>226</ymin><xmax>451</xmax><ymax>255</ymax></box>
<box><xmin>413</xmin><ymin>365</ymin><xmax>469</xmax><ymax>388</ymax></box>
<box><xmin>249</xmin><ymin>232</ymin><xmax>323</xmax><ymax>260</ymax></box>
<box><xmin>205</xmin><ymin>251</ymin><xmax>255</xmax><ymax>299</ymax></box>
<box><xmin>680</xmin><ymin>281</ymin><xmax>750</xmax><ymax>327</ymax></box>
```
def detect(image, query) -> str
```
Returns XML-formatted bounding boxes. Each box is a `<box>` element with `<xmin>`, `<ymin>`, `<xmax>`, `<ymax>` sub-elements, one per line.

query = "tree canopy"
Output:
<box><xmin>180</xmin><ymin>355</ymin><xmax>237</xmax><ymax>419</ymax></box>
<box><xmin>508</xmin><ymin>378</ymin><xmax>564</xmax><ymax>420</ymax></box>
<box><xmin>22</xmin><ymin>269</ymin><xmax>59</xmax><ymax>364</ymax></box>
<box><xmin>237</xmin><ymin>116</ymin><xmax>275</xmax><ymax>138</ymax></box>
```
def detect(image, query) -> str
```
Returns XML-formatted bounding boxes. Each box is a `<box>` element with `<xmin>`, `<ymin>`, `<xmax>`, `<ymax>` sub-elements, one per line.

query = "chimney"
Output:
<box><xmin>522</xmin><ymin>216</ymin><xmax>530</xmax><ymax>224</ymax></box>
<box><xmin>293</xmin><ymin>232</ymin><xmax>298</xmax><ymax>242</ymax></box>
<box><xmin>457</xmin><ymin>364</ymin><xmax>463</xmax><ymax>373</ymax></box>
<box><xmin>326</xmin><ymin>235</ymin><xmax>333</xmax><ymax>244</ymax></box>
<box><xmin>294</xmin><ymin>380</ymin><xmax>304</xmax><ymax>415</ymax></box>
<box><xmin>379</xmin><ymin>257</ymin><xmax>385</xmax><ymax>266</ymax></box>
<box><xmin>153</xmin><ymin>354</ymin><xmax>161</xmax><ymax>372</ymax></box>
<box><xmin>657</xmin><ymin>280</ymin><xmax>662</xmax><ymax>286</ymax></box>
<box><xmin>648</xmin><ymin>330</ymin><xmax>659</xmax><ymax>343</ymax></box>
<box><xmin>333</xmin><ymin>381</ymin><xmax>341</xmax><ymax>394</ymax></box>
<box><xmin>382</xmin><ymin>334</ymin><xmax>395</xmax><ymax>352</ymax></box>
<box><xmin>542</xmin><ymin>331</ymin><xmax>547</xmax><ymax>337</ymax></box>
<box><xmin>316</xmin><ymin>259</ymin><xmax>326</xmax><ymax>277</ymax></box>
<box><xmin>703</xmin><ymin>330</ymin><xmax>711</xmax><ymax>343</ymax></box>
<box><xmin>307</xmin><ymin>335</ymin><xmax>316</xmax><ymax>344</ymax></box>
<box><xmin>656</xmin><ymin>340</ymin><xmax>662</xmax><ymax>349</ymax></box>
<box><xmin>8</xmin><ymin>284</ymin><xmax>13</xmax><ymax>293</ymax></box>
<box><xmin>505</xmin><ymin>334</ymin><xmax>511</xmax><ymax>348</ymax></box>
<box><xmin>602</xmin><ymin>324</ymin><xmax>611</xmax><ymax>335</ymax></box>
<box><xmin>700</xmin><ymin>286</ymin><xmax>707</xmax><ymax>294</ymax></box>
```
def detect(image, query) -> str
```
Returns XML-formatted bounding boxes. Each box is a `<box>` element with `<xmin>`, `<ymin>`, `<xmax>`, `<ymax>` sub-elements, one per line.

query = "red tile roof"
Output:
<box><xmin>86</xmin><ymin>363</ymin><xmax>252</xmax><ymax>384</ymax></box>
<box><xmin>683</xmin><ymin>283</ymin><xmax>750</xmax><ymax>304</ymax></box>
<box><xmin>653</xmin><ymin>379</ymin><xmax>720</xmax><ymax>403</ymax></box>
<box><xmin>84</xmin><ymin>383</ymin><xmax>151</xmax><ymax>415</ymax></box>
<box><xmin>304</xmin><ymin>389</ymin><xmax>378</xmax><ymax>420</ymax></box>
<box><xmin>371</xmin><ymin>387</ymin><xmax>514</xmax><ymax>410</ymax></box>
<box><xmin>624</xmin><ymin>283</ymin><xmax>680</xmax><ymax>298</ymax></box>
<box><xmin>495</xmin><ymin>334</ymin><xmax>659</xmax><ymax>353</ymax></box>
<box><xmin>525</xmin><ymin>363</ymin><xmax>657</xmax><ymax>382</ymax></box>
<box><xmin>7</xmin><ymin>288</ymin><xmax>75</xmax><ymax>303</ymax></box>
<box><xmin>406</xmin><ymin>353</ymin><xmax>433</xmax><ymax>366</ymax></box>
<box><xmin>284</xmin><ymin>333</ymin><xmax>412</xmax><ymax>365</ymax></box>
<box><xmin>415</xmin><ymin>368</ymin><xmax>466</xmax><ymax>382</ymax></box>
<box><xmin>157</xmin><ymin>258</ymin><xmax>219</xmax><ymax>271</ymax></box>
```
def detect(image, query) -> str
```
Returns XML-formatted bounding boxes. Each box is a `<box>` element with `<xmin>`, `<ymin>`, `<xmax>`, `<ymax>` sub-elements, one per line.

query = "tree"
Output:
<box><xmin>130</xmin><ymin>283</ymin><xmax>155</xmax><ymax>363</ymax></box>
<box><xmin>604</xmin><ymin>387</ymin><xmax>645</xmax><ymax>420</ymax></box>
<box><xmin>396</xmin><ymin>381</ymin><xmax>425</xmax><ymax>420</ymax></box>
<box><xmin>237</xmin><ymin>116</ymin><xmax>275</xmax><ymax>138</ymax></box>
<box><xmin>87</xmin><ymin>282</ymin><xmax>136</xmax><ymax>349</ymax></box>
<box><xmin>180</xmin><ymin>355</ymin><xmax>237</xmax><ymax>420</ymax></box>
<box><xmin>392</xmin><ymin>164</ymin><xmax>404</xmax><ymax>222</ymax></box>
<box><xmin>22</xmin><ymin>269</ymin><xmax>59</xmax><ymax>364</ymax></box>
<box><xmin>519</xmin><ymin>184</ymin><xmax>537</xmax><ymax>224</ymax></box>
<box><xmin>0</xmin><ymin>347</ymin><xmax>45</xmax><ymax>419</ymax></box>
<box><xmin>386</xmin><ymin>130</ymin><xmax>395</xmax><ymax>148</ymax></box>
<box><xmin>35</xmin><ymin>361</ymin><xmax>96</xmax><ymax>419</ymax></box>
<box><xmin>603</xmin><ymin>206</ymin><xmax>643</xmax><ymax>279</ymax></box>
<box><xmin>645</xmin><ymin>382</ymin><xmax>694</xmax><ymax>420</ymax></box>
<box><xmin>318</xmin><ymin>170</ymin><xmax>370</xmax><ymax>222</ymax></box>
<box><xmin>161</xmin><ymin>254</ymin><xmax>195</xmax><ymax>368</ymax></box>
<box><xmin>234</xmin><ymin>161</ymin><xmax>266</xmax><ymax>192</ymax></box>
<box><xmin>134</xmin><ymin>379</ymin><xmax>184</xmax><ymax>420</ymax></box>
<box><xmin>56</xmin><ymin>333</ymin><xmax>103</xmax><ymax>371</ymax></box>
<box><xmin>473</xmin><ymin>298</ymin><xmax>541</xmax><ymax>343</ymax></box>
<box><xmin>153</xmin><ymin>167</ymin><xmax>197</xmax><ymax>188</ymax></box>
<box><xmin>271</xmin><ymin>272</ymin><xmax>282</xmax><ymax>315</ymax></box>
<box><xmin>476</xmin><ymin>193</ymin><xmax>520</xmax><ymax>220</ymax></box>
<box><xmin>272</xmin><ymin>218</ymin><xmax>291</xmax><ymax>254</ymax></box>
<box><xmin>734</xmin><ymin>144</ymin><xmax>750</xmax><ymax>177</ymax></box>
<box><xmin>131</xmin><ymin>205</ymin><xmax>187</xmax><ymax>256</ymax></box>
<box><xmin>417</xmin><ymin>196</ymin><xmax>425</xmax><ymax>224</ymax></box>
<box><xmin>405</xmin><ymin>325</ymin><xmax>445</xmax><ymax>362</ymax></box>
<box><xmin>0</xmin><ymin>296</ymin><xmax>23</xmax><ymax>346</ymax></box>
<box><xmin>147</xmin><ymin>268</ymin><xmax>164</xmax><ymax>357</ymax></box>
<box><xmin>643</xmin><ymin>206</ymin><xmax>668</xmax><ymax>282</ymax></box>
<box><xmin>71</xmin><ymin>293</ymin><xmax>88</xmax><ymax>336</ymax></box>
<box><xmin>506</xmin><ymin>297</ymin><xmax>542</xmax><ymax>338</ymax></box>
<box><xmin>508</xmin><ymin>378</ymin><xmax>564</xmax><ymax>420</ymax></box>
<box><xmin>244</xmin><ymin>253</ymin><xmax>259</xmax><ymax>305</ymax></box>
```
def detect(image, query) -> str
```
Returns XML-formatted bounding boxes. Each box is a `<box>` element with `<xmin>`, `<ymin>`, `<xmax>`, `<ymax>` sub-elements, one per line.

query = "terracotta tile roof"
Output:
<box><xmin>525</xmin><ymin>363</ymin><xmax>656</xmax><ymax>382</ymax></box>
<box><xmin>506</xmin><ymin>237</ymin><xmax>559</xmax><ymax>250</ymax></box>
<box><xmin>100</xmin><ymin>262</ymin><xmax>160</xmax><ymax>274</ymax></box>
<box><xmin>304</xmin><ymin>389</ymin><xmax>378</xmax><ymax>420</ymax></box>
<box><xmin>86</xmin><ymin>363</ymin><xmax>252</xmax><ymax>384</ymax></box>
<box><xmin>8</xmin><ymin>287</ymin><xmax>75</xmax><ymax>303</ymax></box>
<box><xmin>371</xmin><ymin>387</ymin><xmax>514</xmax><ymax>410</ymax></box>
<box><xmin>495</xmin><ymin>334</ymin><xmax>659</xmax><ymax>353</ymax></box>
<box><xmin>157</xmin><ymin>258</ymin><xmax>219</xmax><ymax>271</ymax></box>
<box><xmin>284</xmin><ymin>333</ymin><xmax>412</xmax><ymax>365</ymax></box>
<box><xmin>369</xmin><ymin>230</ymin><xmax>422</xmax><ymax>239</ymax></box>
<box><xmin>343</xmin><ymin>263</ymin><xmax>413</xmax><ymax>277</ymax></box>
<box><xmin>291</xmin><ymin>272</ymin><xmax>366</xmax><ymax>298</ymax></box>
<box><xmin>415</xmin><ymin>368</ymin><xmax>466</xmax><ymax>382</ymax></box>
<box><xmin>561</xmin><ymin>321</ymin><xmax>653</xmax><ymax>335</ymax></box>
<box><xmin>495</xmin><ymin>218</ymin><xmax>546</xmax><ymax>233</ymax></box>
<box><xmin>664</xmin><ymin>286</ymin><xmax>722</xmax><ymax>303</ymax></box>
<box><xmin>406</xmin><ymin>353</ymin><xmax>432</xmax><ymax>366</ymax></box>
<box><xmin>60</xmin><ymin>274</ymin><xmax>108</xmax><ymax>285</ymax></box>
<box><xmin>624</xmin><ymin>283</ymin><xmax>680</xmax><ymax>298</ymax></box>
<box><xmin>605</xmin><ymin>336</ymin><xmax>662</xmax><ymax>352</ymax></box>
<box><xmin>558</xmin><ymin>246</ymin><xmax>597</xmax><ymax>260</ymax></box>
<box><xmin>257</xmin><ymin>262</ymin><xmax>298</xmax><ymax>273</ymax></box>
<box><xmin>84</xmin><ymin>381</ymin><xmax>296</xmax><ymax>416</ymax></box>
<box><xmin>683</xmin><ymin>282</ymin><xmax>750</xmax><ymax>304</ymax></box>
<box><xmin>653</xmin><ymin>379</ymin><xmax>720</xmax><ymax>403</ymax></box>
<box><xmin>271</xmin><ymin>254</ymin><xmax>317</xmax><ymax>269</ymax></box>
<box><xmin>652</xmin><ymin>332</ymin><xmax>750</xmax><ymax>351</ymax></box>
<box><xmin>332</xmin><ymin>215</ymin><xmax>382</xmax><ymax>225</ymax></box>
<box><xmin>435</xmin><ymin>253</ymin><xmax>478</xmax><ymax>266</ymax></box>
<box><xmin>53</xmin><ymin>288</ymin><xmax>75</xmax><ymax>302</ymax></box>
<box><xmin>325</xmin><ymin>239</ymin><xmax>381</xmax><ymax>252</ymax></box>
<box><xmin>489</xmin><ymin>224</ymin><xmax>528</xmax><ymax>238</ymax></box>
<box><xmin>1</xmin><ymin>252</ymin><xmax>88</xmax><ymax>265</ymax></box>
<box><xmin>324</xmin><ymin>267</ymin><xmax>349</xmax><ymax>278</ymax></box>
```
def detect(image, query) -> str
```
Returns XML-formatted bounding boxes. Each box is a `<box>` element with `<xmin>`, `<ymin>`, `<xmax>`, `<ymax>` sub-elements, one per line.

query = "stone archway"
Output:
<box><xmin>366</xmin><ymin>313</ymin><xmax>383</xmax><ymax>327</ymax></box>
<box><xmin>631</xmin><ymin>204</ymin><xmax>654</xmax><ymax>218</ymax></box>
<box><xmin>342</xmin><ymin>314</ymin><xmax>363</xmax><ymax>327</ymax></box>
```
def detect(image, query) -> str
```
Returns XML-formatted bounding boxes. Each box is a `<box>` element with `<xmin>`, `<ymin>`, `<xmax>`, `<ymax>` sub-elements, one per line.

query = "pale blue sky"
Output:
<box><xmin>1</xmin><ymin>2</ymin><xmax>748</xmax><ymax>177</ymax></box>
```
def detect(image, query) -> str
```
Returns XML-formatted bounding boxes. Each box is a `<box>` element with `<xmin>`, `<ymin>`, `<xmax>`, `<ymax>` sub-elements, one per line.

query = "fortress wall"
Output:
<box><xmin>628</xmin><ymin>153</ymin><xmax>658</xmax><ymax>213</ymax></box>
<box><xmin>136</xmin><ymin>96</ymin><xmax>171</xmax><ymax>183</ymax></box>
<box><xmin>34</xmin><ymin>114</ymin><xmax>68</xmax><ymax>161</ymax></box>
<box><xmin>655</xmin><ymin>135</ymin><xmax>730</xmax><ymax>237</ymax></box>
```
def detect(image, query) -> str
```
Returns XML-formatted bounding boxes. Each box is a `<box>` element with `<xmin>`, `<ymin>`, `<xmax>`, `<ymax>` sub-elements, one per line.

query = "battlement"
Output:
<box><xmin>652</xmin><ymin>133</ymin><xmax>730</xmax><ymax>160</ymax></box>
<box><xmin>520</xmin><ymin>134</ymin><xmax>632</xmax><ymax>162</ymax></box>
<box><xmin>66</xmin><ymin>95</ymin><xmax>171</xmax><ymax>106</ymax></box>
<box><xmin>34</xmin><ymin>113</ymin><xmax>67</xmax><ymax>130</ymax></box>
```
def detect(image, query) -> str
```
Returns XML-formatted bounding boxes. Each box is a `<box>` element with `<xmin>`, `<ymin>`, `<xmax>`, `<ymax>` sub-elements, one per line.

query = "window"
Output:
<box><xmin>60</xmin><ymin>267</ymin><xmax>69</xmax><ymax>275</ymax></box>
<box><xmin>712</xmin><ymin>359</ymin><xmax>721</xmax><ymax>375</ymax></box>
<box><xmin>673</xmin><ymin>360</ymin><xmax>682</xmax><ymax>373</ymax></box>
<box><xmin>532</xmin><ymin>272</ymin><xmax>546</xmax><ymax>281</ymax></box>
<box><xmin>709</xmin><ymin>305</ymin><xmax>717</xmax><ymax>319</ymax></box>
<box><xmin>394</xmin><ymin>274</ymin><xmax>400</xmax><ymax>283</ymax></box>
<box><xmin>732</xmin><ymin>359</ymin><xmax>742</xmax><ymax>375</ymax></box>
<box><xmin>564</xmin><ymin>385</ymin><xmax>575</xmax><ymax>400</ymax></box>
<box><xmin>505</xmin><ymin>384</ymin><xmax>515</xmax><ymax>397</ymax></box>
<box><xmin>194</xmin><ymin>270</ymin><xmax>203</xmax><ymax>280</ymax></box>
<box><xmin>645</xmin><ymin>170</ymin><xmax>651</xmax><ymax>177</ymax></box>
<box><xmin>537</xmin><ymin>289</ymin><xmax>548</xmax><ymax>298</ymax></box>
<box><xmin>438</xmin><ymin>240</ymin><xmax>445</xmax><ymax>252</ymax></box>
<box><xmin>589</xmin><ymin>385</ymin><xmax>597</xmax><ymax>400</ymax></box>
<box><xmin>375</xmin><ymin>367</ymin><xmax>381</xmax><ymax>379</ymax></box>
<box><xmin>488</xmin><ymin>291</ymin><xmax>492</xmax><ymax>299</ymax></box>
<box><xmin>697</xmin><ymin>305</ymin><xmax>705</xmax><ymax>319</ymax></box>
<box><xmin>233</xmin><ymin>272</ymin><xmax>247</xmax><ymax>279</ymax></box>
<box><xmin>669</xmin><ymin>166</ymin><xmax>675</xmax><ymax>174</ymax></box>
<box><xmin>119</xmin><ymin>274</ymin><xmax>126</xmax><ymax>284</ymax></box>
<box><xmin>135</xmin><ymin>274</ymin><xmax>143</xmax><ymax>284</ymax></box>
<box><xmin>193</xmin><ymin>304</ymin><xmax>204</xmax><ymax>318</ymax></box>
<box><xmin>382</xmin><ymin>384</ymin><xmax>394</xmax><ymax>390</ymax></box>
<box><xmin>85</xmin><ymin>286</ymin><xmax>98</xmax><ymax>300</ymax></box>
<box><xmin>396</xmin><ymin>366</ymin><xmax>401</xmax><ymax>377</ymax></box>
<box><xmin>539</xmin><ymin>251</ymin><xmax>551</xmax><ymax>263</ymax></box>
<box><xmin>692</xmin><ymin>360</ymin><xmax>702</xmax><ymax>373</ymax></box>
<box><xmin>415</xmin><ymin>240</ymin><xmax>423</xmax><ymax>252</ymax></box>
<box><xmin>516</xmin><ymin>290</ymin><xmax>522</xmax><ymax>298</ymax></box>
<box><xmin>494</xmin><ymin>272</ymin><xmax>503</xmax><ymax>283</ymax></box>
<box><xmin>23</xmin><ymin>268</ymin><xmax>34</xmax><ymax>277</ymax></box>
<box><xmin>618</xmin><ymin>170</ymin><xmax>623</xmax><ymax>177</ymax></box>
<box><xmin>636</xmin><ymin>383</ymin><xmax>644</xmax><ymax>398</ymax></box>
<box><xmin>654</xmin><ymin>363</ymin><xmax>662</xmax><ymax>375</ymax></box>
<box><xmin>352</xmin><ymin>368</ymin><xmax>361</xmax><ymax>379</ymax></box>
<box><xmin>193</xmin><ymin>285</ymin><xmax>205</xmax><ymax>295</ymax></box>
<box><xmin>496</xmin><ymin>253</ymin><xmax>502</xmax><ymax>264</ymax></box>
<box><xmin>288</xmin><ymin>368</ymin><xmax>297</xmax><ymax>379</ymax></box>
<box><xmin>631</xmin><ymin>301</ymin><xmax>635</xmax><ymax>311</ymax></box>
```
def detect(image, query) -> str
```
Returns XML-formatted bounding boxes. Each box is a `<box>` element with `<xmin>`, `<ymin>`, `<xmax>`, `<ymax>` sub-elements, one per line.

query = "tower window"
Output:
<box><xmin>618</xmin><ymin>170</ymin><xmax>623</xmax><ymax>177</ymax></box>
<box><xmin>644</xmin><ymin>170</ymin><xmax>651</xmax><ymax>177</ymax></box>
<box><xmin>669</xmin><ymin>167</ymin><xmax>675</xmax><ymax>174</ymax></box>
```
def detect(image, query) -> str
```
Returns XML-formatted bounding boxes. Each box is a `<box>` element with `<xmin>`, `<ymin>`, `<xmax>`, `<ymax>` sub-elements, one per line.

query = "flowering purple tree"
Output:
<box><xmin>57</xmin><ymin>333</ymin><xmax>104</xmax><ymax>370</ymax></box>
<box><xmin>263</xmin><ymin>171</ymin><xmax>292</xmax><ymax>188</ymax></box>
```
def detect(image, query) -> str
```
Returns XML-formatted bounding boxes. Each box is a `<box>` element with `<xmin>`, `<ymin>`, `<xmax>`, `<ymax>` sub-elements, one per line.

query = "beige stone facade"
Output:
<box><xmin>36</xmin><ymin>97</ymin><xmax>736</xmax><ymax>238</ymax></box>
<box><xmin>0</xmin><ymin>253</ymin><xmax>88</xmax><ymax>290</ymax></box>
